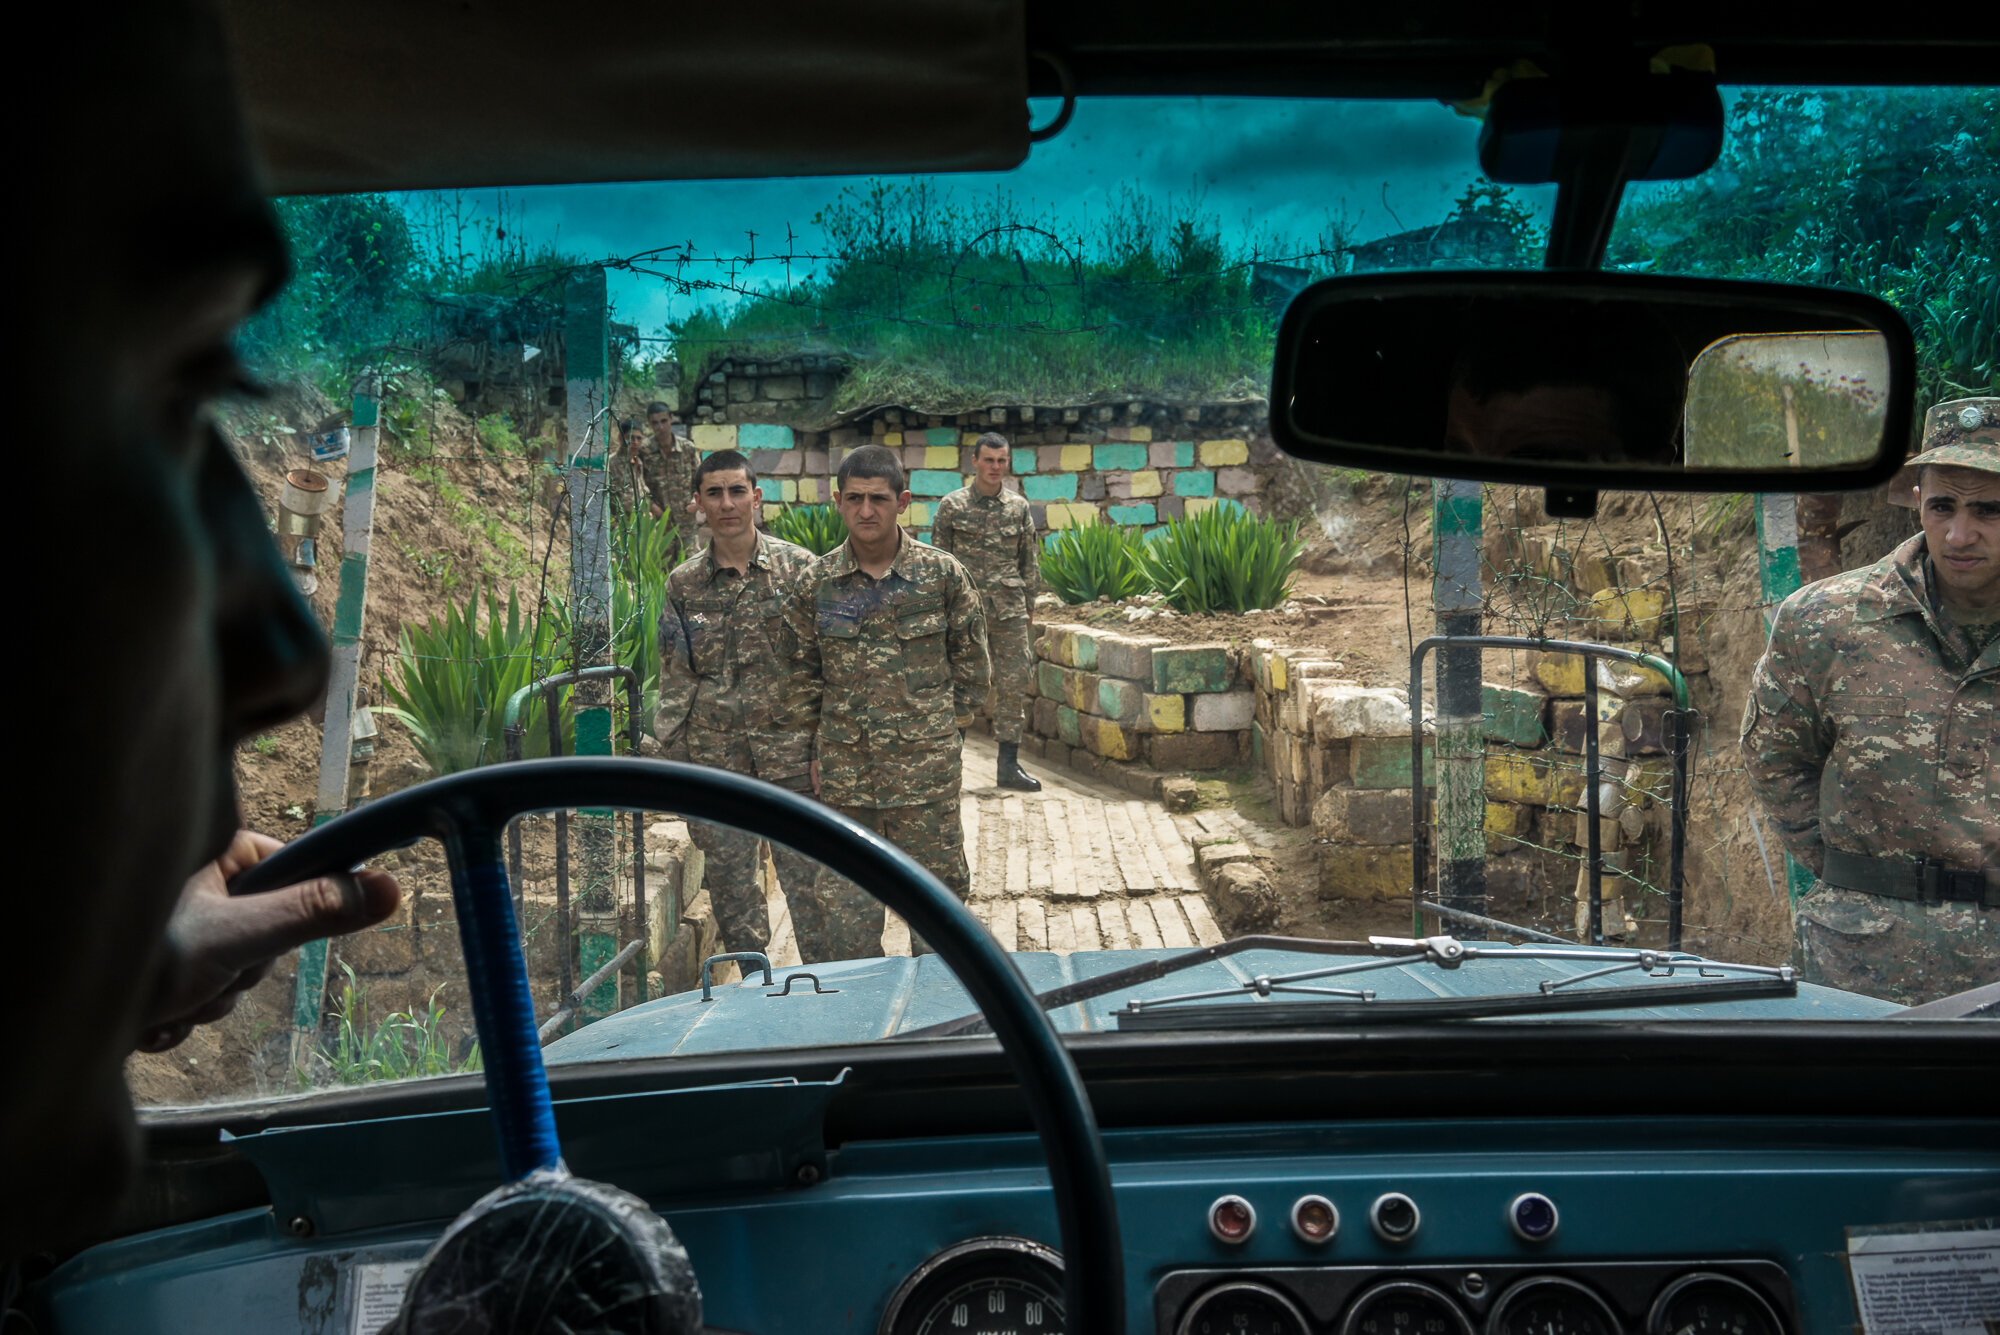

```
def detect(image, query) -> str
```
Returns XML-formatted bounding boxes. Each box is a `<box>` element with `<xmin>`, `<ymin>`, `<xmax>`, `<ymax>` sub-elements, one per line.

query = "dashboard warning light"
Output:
<box><xmin>1291</xmin><ymin>1195</ymin><xmax>1339</xmax><ymax>1244</ymax></box>
<box><xmin>1207</xmin><ymin>1194</ymin><xmax>1257</xmax><ymax>1244</ymax></box>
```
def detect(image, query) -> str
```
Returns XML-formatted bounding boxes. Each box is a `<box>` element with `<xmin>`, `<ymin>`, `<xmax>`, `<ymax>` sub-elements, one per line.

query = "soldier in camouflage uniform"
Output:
<box><xmin>931</xmin><ymin>431</ymin><xmax>1044</xmax><ymax>792</ymax></box>
<box><xmin>646</xmin><ymin>402</ymin><xmax>702</xmax><ymax>562</ymax></box>
<box><xmin>654</xmin><ymin>448</ymin><xmax>820</xmax><ymax>957</ymax></box>
<box><xmin>782</xmin><ymin>444</ymin><xmax>991</xmax><ymax>960</ymax></box>
<box><xmin>1742</xmin><ymin>398</ymin><xmax>1999</xmax><ymax>1005</ymax></box>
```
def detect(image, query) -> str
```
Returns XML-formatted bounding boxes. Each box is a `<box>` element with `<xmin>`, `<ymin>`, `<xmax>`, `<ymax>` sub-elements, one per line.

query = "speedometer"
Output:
<box><xmin>1339</xmin><ymin>1280</ymin><xmax>1475</xmax><ymax>1335</ymax></box>
<box><xmin>879</xmin><ymin>1237</ymin><xmax>1065</xmax><ymax>1335</ymax></box>
<box><xmin>1487</xmin><ymin>1277</ymin><xmax>1621</xmax><ymax>1335</ymax></box>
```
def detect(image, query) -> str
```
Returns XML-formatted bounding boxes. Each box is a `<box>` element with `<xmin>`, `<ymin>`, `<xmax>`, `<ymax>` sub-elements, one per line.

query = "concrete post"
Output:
<box><xmin>1754</xmin><ymin>493</ymin><xmax>1818</xmax><ymax>903</ymax></box>
<box><xmin>291</xmin><ymin>374</ymin><xmax>382</xmax><ymax>1070</ymax></box>
<box><xmin>1431</xmin><ymin>478</ymin><xmax>1487</xmax><ymax>922</ymax></box>
<box><xmin>564</xmin><ymin>268</ymin><xmax>619</xmax><ymax>1019</ymax></box>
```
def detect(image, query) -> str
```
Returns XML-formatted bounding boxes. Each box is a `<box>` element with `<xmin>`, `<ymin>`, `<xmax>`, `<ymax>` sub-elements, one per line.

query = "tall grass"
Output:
<box><xmin>1040</xmin><ymin>522</ymin><xmax>1148</xmax><ymax>604</ymax></box>
<box><xmin>1137</xmin><ymin>506</ymin><xmax>1303</xmax><ymax>614</ymax></box>
<box><xmin>301</xmin><ymin>963</ymin><xmax>483</xmax><ymax>1087</ymax></box>
<box><xmin>768</xmin><ymin>504</ymin><xmax>848</xmax><ymax>556</ymax></box>
<box><xmin>612</xmin><ymin>508</ymin><xmax>677</xmax><ymax>726</ymax></box>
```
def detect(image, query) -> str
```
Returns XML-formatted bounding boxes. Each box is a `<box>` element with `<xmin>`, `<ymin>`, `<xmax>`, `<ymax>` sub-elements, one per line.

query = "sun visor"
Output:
<box><xmin>217</xmin><ymin>0</ymin><xmax>1029</xmax><ymax>195</ymax></box>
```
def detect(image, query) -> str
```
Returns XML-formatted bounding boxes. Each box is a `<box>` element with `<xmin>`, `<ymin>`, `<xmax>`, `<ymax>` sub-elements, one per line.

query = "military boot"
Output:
<box><xmin>997</xmin><ymin>741</ymin><xmax>1042</xmax><ymax>792</ymax></box>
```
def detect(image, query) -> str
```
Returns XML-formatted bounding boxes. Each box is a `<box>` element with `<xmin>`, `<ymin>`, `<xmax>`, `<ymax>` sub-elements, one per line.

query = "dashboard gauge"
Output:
<box><xmin>1340</xmin><ymin>1280</ymin><xmax>1475</xmax><ymax>1335</ymax></box>
<box><xmin>1176</xmin><ymin>1280</ymin><xmax>1312</xmax><ymax>1335</ymax></box>
<box><xmin>879</xmin><ymin>1237</ymin><xmax>1064</xmax><ymax>1335</ymax></box>
<box><xmin>1487</xmin><ymin>1277</ymin><xmax>1621</xmax><ymax>1335</ymax></box>
<box><xmin>1648</xmin><ymin>1273</ymin><xmax>1785</xmax><ymax>1335</ymax></box>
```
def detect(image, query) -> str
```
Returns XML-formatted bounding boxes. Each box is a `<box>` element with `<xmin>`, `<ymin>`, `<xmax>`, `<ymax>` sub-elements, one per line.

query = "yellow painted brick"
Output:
<box><xmin>1485</xmin><ymin>753</ymin><xmax>1585</xmax><ymax>807</ymax></box>
<box><xmin>1094</xmin><ymin>717</ymin><xmax>1137</xmax><ymax>761</ymax></box>
<box><xmin>1589</xmin><ymin>588</ymin><xmax>1669</xmax><ymax>637</ymax></box>
<box><xmin>1200</xmin><ymin>438</ymin><xmax>1249</xmax><ymax>466</ymax></box>
<box><xmin>1184</xmin><ymin>497</ymin><xmax>1220</xmax><ymax>517</ymax></box>
<box><xmin>762</xmin><ymin>503</ymin><xmax>784</xmax><ymax>523</ymax></box>
<box><xmin>1045</xmin><ymin>502</ymin><xmax>1099</xmax><ymax>530</ymax></box>
<box><xmin>924</xmin><ymin>446</ymin><xmax>958</xmax><ymax>469</ymax></box>
<box><xmin>1067</xmin><ymin>672</ymin><xmax>1095</xmax><ymax>714</ymax></box>
<box><xmin>903</xmin><ymin>502</ymin><xmax>930</xmax><ymax>526</ymax></box>
<box><xmin>961</xmin><ymin>432</ymin><xmax>983</xmax><ymax>446</ymax></box>
<box><xmin>796</xmin><ymin>477</ymin><xmax>820</xmax><ymax>503</ymax></box>
<box><xmin>1316</xmin><ymin>845</ymin><xmax>1415</xmax><ymax>899</ymax></box>
<box><xmin>1269</xmin><ymin>651</ymin><xmax>1289</xmax><ymax>693</ymax></box>
<box><xmin>881</xmin><ymin>432</ymin><xmax>903</xmax><ymax>446</ymax></box>
<box><xmin>1127</xmin><ymin>469</ymin><xmax>1163</xmax><ymax>497</ymax></box>
<box><xmin>1126</xmin><ymin>426</ymin><xmax>1153</xmax><ymax>442</ymax></box>
<box><xmin>1147</xmin><ymin>693</ymin><xmax>1185</xmax><ymax>733</ymax></box>
<box><xmin>1485</xmin><ymin>801</ymin><xmax>1532</xmax><ymax>840</ymax></box>
<box><xmin>1532</xmin><ymin>651</ymin><xmax>1586</xmax><ymax>697</ymax></box>
<box><xmin>779</xmin><ymin>479</ymin><xmax>797</xmax><ymax>502</ymax></box>
<box><xmin>690</xmin><ymin>423</ymin><xmax>737</xmax><ymax>452</ymax></box>
<box><xmin>1059</xmin><ymin>445</ymin><xmax>1092</xmax><ymax>472</ymax></box>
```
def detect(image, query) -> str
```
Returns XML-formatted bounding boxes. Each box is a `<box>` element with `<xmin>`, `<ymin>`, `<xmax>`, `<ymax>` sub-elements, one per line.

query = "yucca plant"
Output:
<box><xmin>768</xmin><ymin>503</ymin><xmax>848</xmax><ymax>556</ymax></box>
<box><xmin>1040</xmin><ymin>521</ymin><xmax>1149</xmax><ymax>604</ymax></box>
<box><xmin>302</xmin><ymin>963</ymin><xmax>483</xmax><ymax>1087</ymax></box>
<box><xmin>380</xmin><ymin>582</ymin><xmax>571</xmax><ymax>775</ymax></box>
<box><xmin>1137</xmin><ymin>504</ymin><xmax>1304</xmax><ymax>614</ymax></box>
<box><xmin>612</xmin><ymin>508</ymin><xmax>676</xmax><ymax>727</ymax></box>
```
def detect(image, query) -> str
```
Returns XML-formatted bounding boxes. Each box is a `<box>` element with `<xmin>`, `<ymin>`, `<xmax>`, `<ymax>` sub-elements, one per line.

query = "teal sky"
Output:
<box><xmin>397</xmin><ymin>98</ymin><xmax>1555</xmax><ymax>341</ymax></box>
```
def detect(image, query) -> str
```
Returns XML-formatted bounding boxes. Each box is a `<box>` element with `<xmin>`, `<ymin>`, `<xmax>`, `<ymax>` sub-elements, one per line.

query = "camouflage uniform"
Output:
<box><xmin>654</xmin><ymin>531</ymin><xmax>820</xmax><ymax>956</ymax></box>
<box><xmin>612</xmin><ymin>432</ymin><xmax>702</xmax><ymax>564</ymax></box>
<box><xmin>1742</xmin><ymin>525</ymin><xmax>1999</xmax><ymax>1005</ymax></box>
<box><xmin>931</xmin><ymin>482</ymin><xmax>1041</xmax><ymax>743</ymax></box>
<box><xmin>782</xmin><ymin>531</ymin><xmax>990</xmax><ymax>960</ymax></box>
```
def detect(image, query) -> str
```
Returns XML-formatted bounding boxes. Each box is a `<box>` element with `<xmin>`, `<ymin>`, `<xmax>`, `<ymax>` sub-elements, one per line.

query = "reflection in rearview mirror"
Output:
<box><xmin>1271</xmin><ymin>272</ymin><xmax>1912</xmax><ymax>494</ymax></box>
<box><xmin>1683</xmin><ymin>331</ymin><xmax>1890</xmax><ymax>469</ymax></box>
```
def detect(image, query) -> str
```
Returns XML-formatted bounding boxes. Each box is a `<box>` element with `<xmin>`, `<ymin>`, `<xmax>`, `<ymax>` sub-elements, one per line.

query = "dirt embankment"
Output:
<box><xmin>127</xmin><ymin>381</ymin><xmax>573</xmax><ymax>1108</ymax></box>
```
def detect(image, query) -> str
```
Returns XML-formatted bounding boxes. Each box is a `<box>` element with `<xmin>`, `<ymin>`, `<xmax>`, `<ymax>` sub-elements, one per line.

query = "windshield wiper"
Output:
<box><xmin>1112</xmin><ymin>935</ymin><xmax>1796</xmax><ymax>1028</ymax></box>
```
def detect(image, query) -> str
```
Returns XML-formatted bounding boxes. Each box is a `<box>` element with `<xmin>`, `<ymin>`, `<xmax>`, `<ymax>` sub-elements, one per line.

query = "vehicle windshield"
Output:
<box><xmin>135</xmin><ymin>86</ymin><xmax>1994</xmax><ymax>1109</ymax></box>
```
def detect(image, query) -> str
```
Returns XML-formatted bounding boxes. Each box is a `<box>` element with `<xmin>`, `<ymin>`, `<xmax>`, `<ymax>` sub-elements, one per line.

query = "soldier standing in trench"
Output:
<box><xmin>654</xmin><ymin>448</ymin><xmax>821</xmax><ymax>959</ymax></box>
<box><xmin>931</xmin><ymin>431</ymin><xmax>1045</xmax><ymax>792</ymax></box>
<box><xmin>782</xmin><ymin>444</ymin><xmax>990</xmax><ymax>959</ymax></box>
<box><xmin>1742</xmin><ymin>398</ymin><xmax>1999</xmax><ymax>1004</ymax></box>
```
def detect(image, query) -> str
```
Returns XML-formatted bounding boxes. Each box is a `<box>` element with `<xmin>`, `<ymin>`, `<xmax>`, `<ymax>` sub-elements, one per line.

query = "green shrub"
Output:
<box><xmin>380</xmin><ymin>582</ymin><xmax>571</xmax><ymax>775</ymax></box>
<box><xmin>1137</xmin><ymin>505</ymin><xmax>1303</xmax><ymax>614</ymax></box>
<box><xmin>768</xmin><ymin>504</ymin><xmax>848</xmax><ymax>556</ymax></box>
<box><xmin>612</xmin><ymin>508</ymin><xmax>677</xmax><ymax>727</ymax></box>
<box><xmin>476</xmin><ymin>413</ymin><xmax>526</xmax><ymax>456</ymax></box>
<box><xmin>1040</xmin><ymin>522</ymin><xmax>1148</xmax><ymax>604</ymax></box>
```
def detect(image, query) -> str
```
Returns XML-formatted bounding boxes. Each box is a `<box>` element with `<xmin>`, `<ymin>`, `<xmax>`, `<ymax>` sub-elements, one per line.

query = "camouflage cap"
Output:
<box><xmin>1887</xmin><ymin>397</ymin><xmax>1999</xmax><ymax>507</ymax></box>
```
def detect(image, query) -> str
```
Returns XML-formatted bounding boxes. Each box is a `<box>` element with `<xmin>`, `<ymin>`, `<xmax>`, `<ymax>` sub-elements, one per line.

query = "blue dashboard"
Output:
<box><xmin>26</xmin><ymin>1019</ymin><xmax>1999</xmax><ymax>1334</ymax></box>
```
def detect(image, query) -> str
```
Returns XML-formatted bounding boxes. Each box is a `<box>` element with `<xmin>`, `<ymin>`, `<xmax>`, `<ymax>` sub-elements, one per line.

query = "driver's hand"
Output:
<box><xmin>135</xmin><ymin>830</ymin><xmax>400</xmax><ymax>1053</ymax></box>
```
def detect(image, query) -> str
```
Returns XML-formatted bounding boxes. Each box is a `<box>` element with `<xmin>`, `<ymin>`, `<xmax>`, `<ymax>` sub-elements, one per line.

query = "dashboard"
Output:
<box><xmin>27</xmin><ymin>1025</ymin><xmax>2000</xmax><ymax>1334</ymax></box>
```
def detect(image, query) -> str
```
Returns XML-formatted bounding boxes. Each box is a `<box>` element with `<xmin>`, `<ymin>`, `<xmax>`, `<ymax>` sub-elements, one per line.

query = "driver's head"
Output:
<box><xmin>1445</xmin><ymin>303</ymin><xmax>1688</xmax><ymax>464</ymax></box>
<box><xmin>12</xmin><ymin>0</ymin><xmax>327</xmax><ymax>1251</ymax></box>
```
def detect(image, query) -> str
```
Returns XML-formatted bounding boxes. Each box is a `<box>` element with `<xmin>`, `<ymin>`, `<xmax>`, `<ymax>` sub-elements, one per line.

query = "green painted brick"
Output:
<box><xmin>1037</xmin><ymin>660</ymin><xmax>1064</xmax><ymax>700</ymax></box>
<box><xmin>738</xmin><ymin>423</ymin><xmax>793</xmax><ymax>451</ymax></box>
<box><xmin>1056</xmin><ymin>704</ymin><xmax>1082</xmax><ymax>747</ymax></box>
<box><xmin>1152</xmin><ymin>643</ymin><xmax>1233</xmax><ymax>694</ymax></box>
<box><xmin>924</xmin><ymin>427</ymin><xmax>958</xmax><ymax>447</ymax></box>
<box><xmin>1094</xmin><ymin>443</ymin><xmax>1148</xmax><ymax>471</ymax></box>
<box><xmin>1023</xmin><ymin>473</ymin><xmax>1079</xmax><ymax>502</ymax></box>
<box><xmin>1173</xmin><ymin>469</ymin><xmax>1215</xmax><ymax>497</ymax></box>
<box><xmin>1481</xmin><ymin>682</ymin><xmax>1549</xmax><ymax>748</ymax></box>
<box><xmin>1251</xmin><ymin>719</ymin><xmax>1267</xmax><ymax>770</ymax></box>
<box><xmin>1106</xmin><ymin>502</ymin><xmax>1156</xmax><ymax>525</ymax></box>
<box><xmin>1171</xmin><ymin>441</ymin><xmax>1194</xmax><ymax>467</ymax></box>
<box><xmin>1350</xmin><ymin>736</ymin><xmax>1435</xmax><ymax>790</ymax></box>
<box><xmin>1012</xmin><ymin>448</ymin><xmax>1038</xmax><ymax>474</ymax></box>
<box><xmin>909</xmin><ymin>468</ymin><xmax>961</xmax><ymax>497</ymax></box>
<box><xmin>1098</xmin><ymin>676</ymin><xmax>1143</xmax><ymax>722</ymax></box>
<box><xmin>1057</xmin><ymin>627</ymin><xmax>1099</xmax><ymax>671</ymax></box>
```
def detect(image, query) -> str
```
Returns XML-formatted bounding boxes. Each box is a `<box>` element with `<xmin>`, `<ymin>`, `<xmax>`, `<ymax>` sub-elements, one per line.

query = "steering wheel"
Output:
<box><xmin>234</xmin><ymin>757</ymin><xmax>1124</xmax><ymax>1333</ymax></box>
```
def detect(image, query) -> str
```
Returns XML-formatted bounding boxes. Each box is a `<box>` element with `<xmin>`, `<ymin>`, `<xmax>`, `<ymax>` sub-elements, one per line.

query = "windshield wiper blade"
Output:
<box><xmin>1112</xmin><ymin>934</ymin><xmax>1796</xmax><ymax>1028</ymax></box>
<box><xmin>897</xmin><ymin>935</ymin><xmax>1374</xmax><ymax>1039</ymax></box>
<box><xmin>1114</xmin><ymin>976</ymin><xmax>1797</xmax><ymax>1029</ymax></box>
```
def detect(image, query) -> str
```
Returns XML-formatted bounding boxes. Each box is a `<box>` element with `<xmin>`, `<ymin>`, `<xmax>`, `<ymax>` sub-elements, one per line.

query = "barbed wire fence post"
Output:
<box><xmin>563</xmin><ymin>266</ymin><xmax>620</xmax><ymax>1021</ymax></box>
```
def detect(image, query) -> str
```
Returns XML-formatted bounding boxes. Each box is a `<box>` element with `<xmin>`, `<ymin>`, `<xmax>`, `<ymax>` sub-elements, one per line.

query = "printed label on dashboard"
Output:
<box><xmin>349</xmin><ymin>1259</ymin><xmax>422</xmax><ymax>1335</ymax></box>
<box><xmin>1844</xmin><ymin>1219</ymin><xmax>1999</xmax><ymax>1335</ymax></box>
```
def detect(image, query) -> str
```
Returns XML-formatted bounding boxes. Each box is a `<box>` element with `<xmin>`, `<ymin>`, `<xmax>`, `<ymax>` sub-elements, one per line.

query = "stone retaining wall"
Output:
<box><xmin>673</xmin><ymin>356</ymin><xmax>1298</xmax><ymax>541</ymax></box>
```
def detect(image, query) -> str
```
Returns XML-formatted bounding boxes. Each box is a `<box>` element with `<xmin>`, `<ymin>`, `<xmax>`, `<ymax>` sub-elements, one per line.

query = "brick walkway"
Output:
<box><xmin>742</xmin><ymin>734</ymin><xmax>1229</xmax><ymax>967</ymax></box>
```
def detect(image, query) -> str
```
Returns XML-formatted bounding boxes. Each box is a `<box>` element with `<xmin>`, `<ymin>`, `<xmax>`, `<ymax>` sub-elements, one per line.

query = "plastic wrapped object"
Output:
<box><xmin>389</xmin><ymin>1167</ymin><xmax>702</xmax><ymax>1335</ymax></box>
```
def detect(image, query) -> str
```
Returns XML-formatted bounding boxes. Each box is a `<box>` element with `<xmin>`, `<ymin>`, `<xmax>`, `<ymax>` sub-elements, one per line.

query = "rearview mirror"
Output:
<box><xmin>1270</xmin><ymin>272</ymin><xmax>1915</xmax><ymax>499</ymax></box>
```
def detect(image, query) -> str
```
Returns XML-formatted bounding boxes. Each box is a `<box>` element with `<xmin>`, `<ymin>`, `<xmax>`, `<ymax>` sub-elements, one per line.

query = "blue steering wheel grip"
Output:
<box><xmin>230</xmin><ymin>757</ymin><xmax>1125</xmax><ymax>1335</ymax></box>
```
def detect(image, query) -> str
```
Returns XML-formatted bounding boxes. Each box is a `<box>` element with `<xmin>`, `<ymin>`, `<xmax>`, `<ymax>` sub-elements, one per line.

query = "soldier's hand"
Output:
<box><xmin>649</xmin><ymin>503</ymin><xmax>663</xmax><ymax>520</ymax></box>
<box><xmin>809</xmin><ymin>758</ymin><xmax>820</xmax><ymax>795</ymax></box>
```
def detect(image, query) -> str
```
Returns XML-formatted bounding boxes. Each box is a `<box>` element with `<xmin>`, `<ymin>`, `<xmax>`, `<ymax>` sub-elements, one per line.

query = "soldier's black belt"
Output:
<box><xmin>1821</xmin><ymin>848</ymin><xmax>2000</xmax><ymax>908</ymax></box>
